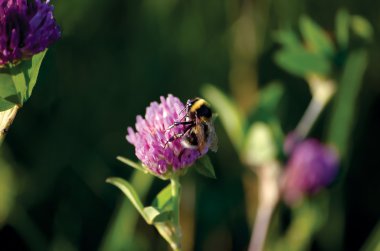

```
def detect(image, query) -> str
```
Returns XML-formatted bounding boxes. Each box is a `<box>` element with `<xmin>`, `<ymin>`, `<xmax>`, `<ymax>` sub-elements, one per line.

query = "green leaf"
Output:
<box><xmin>0</xmin><ymin>50</ymin><xmax>47</xmax><ymax>109</ymax></box>
<box><xmin>351</xmin><ymin>16</ymin><xmax>373</xmax><ymax>42</ymax></box>
<box><xmin>10</xmin><ymin>69</ymin><xmax>27</xmax><ymax>102</ymax></box>
<box><xmin>8</xmin><ymin>50</ymin><xmax>47</xmax><ymax>103</ymax></box>
<box><xmin>201</xmin><ymin>84</ymin><xmax>245</xmax><ymax>151</ymax></box>
<box><xmin>106</xmin><ymin>177</ymin><xmax>150</xmax><ymax>223</ymax></box>
<box><xmin>27</xmin><ymin>50</ymin><xmax>47</xmax><ymax>97</ymax></box>
<box><xmin>0</xmin><ymin>72</ymin><xmax>16</xmax><ymax>97</ymax></box>
<box><xmin>0</xmin><ymin>72</ymin><xmax>20</xmax><ymax>110</ymax></box>
<box><xmin>143</xmin><ymin>206</ymin><xmax>172</xmax><ymax>223</ymax></box>
<box><xmin>335</xmin><ymin>9</ymin><xmax>350</xmax><ymax>49</ymax></box>
<box><xmin>299</xmin><ymin>15</ymin><xmax>335</xmax><ymax>57</ymax></box>
<box><xmin>194</xmin><ymin>155</ymin><xmax>216</xmax><ymax>179</ymax></box>
<box><xmin>117</xmin><ymin>156</ymin><xmax>148</xmax><ymax>174</ymax></box>
<box><xmin>274</xmin><ymin>30</ymin><xmax>302</xmax><ymax>49</ymax></box>
<box><xmin>275</xmin><ymin>48</ymin><xmax>331</xmax><ymax>77</ymax></box>
<box><xmin>258</xmin><ymin>83</ymin><xmax>284</xmax><ymax>113</ymax></box>
<box><xmin>327</xmin><ymin>49</ymin><xmax>368</xmax><ymax>158</ymax></box>
<box><xmin>117</xmin><ymin>156</ymin><xmax>170</xmax><ymax>180</ymax></box>
<box><xmin>100</xmin><ymin>170</ymin><xmax>154</xmax><ymax>251</ymax></box>
<box><xmin>247</xmin><ymin>84</ymin><xmax>284</xmax><ymax>136</ymax></box>
<box><xmin>0</xmin><ymin>98</ymin><xmax>16</xmax><ymax>111</ymax></box>
<box><xmin>152</xmin><ymin>184</ymin><xmax>173</xmax><ymax>211</ymax></box>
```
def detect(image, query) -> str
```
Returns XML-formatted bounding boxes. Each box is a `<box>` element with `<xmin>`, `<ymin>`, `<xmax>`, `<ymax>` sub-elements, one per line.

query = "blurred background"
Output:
<box><xmin>0</xmin><ymin>0</ymin><xmax>379</xmax><ymax>250</ymax></box>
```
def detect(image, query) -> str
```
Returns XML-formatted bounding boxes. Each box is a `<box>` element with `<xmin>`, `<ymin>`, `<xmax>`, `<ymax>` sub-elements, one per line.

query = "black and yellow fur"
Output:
<box><xmin>166</xmin><ymin>97</ymin><xmax>218</xmax><ymax>154</ymax></box>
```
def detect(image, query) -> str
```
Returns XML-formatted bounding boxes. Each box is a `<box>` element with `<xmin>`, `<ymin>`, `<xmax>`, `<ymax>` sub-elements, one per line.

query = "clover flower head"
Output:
<box><xmin>126</xmin><ymin>94</ymin><xmax>206</xmax><ymax>176</ymax></box>
<box><xmin>281</xmin><ymin>134</ymin><xmax>339</xmax><ymax>205</ymax></box>
<box><xmin>0</xmin><ymin>0</ymin><xmax>61</xmax><ymax>65</ymax></box>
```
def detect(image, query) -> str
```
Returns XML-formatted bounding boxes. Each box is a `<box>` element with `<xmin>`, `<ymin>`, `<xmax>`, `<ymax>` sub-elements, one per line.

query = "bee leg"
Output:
<box><xmin>166</xmin><ymin>121</ymin><xmax>194</xmax><ymax>130</ymax></box>
<box><xmin>164</xmin><ymin>124</ymin><xmax>193</xmax><ymax>148</ymax></box>
<box><xmin>164</xmin><ymin>133</ymin><xmax>185</xmax><ymax>148</ymax></box>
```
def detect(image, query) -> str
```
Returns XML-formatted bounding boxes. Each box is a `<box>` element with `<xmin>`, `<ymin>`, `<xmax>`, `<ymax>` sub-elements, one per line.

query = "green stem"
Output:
<box><xmin>170</xmin><ymin>175</ymin><xmax>182</xmax><ymax>251</ymax></box>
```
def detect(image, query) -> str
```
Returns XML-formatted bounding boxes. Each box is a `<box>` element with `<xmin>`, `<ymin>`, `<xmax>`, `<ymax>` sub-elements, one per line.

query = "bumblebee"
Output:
<box><xmin>166</xmin><ymin>98</ymin><xmax>218</xmax><ymax>154</ymax></box>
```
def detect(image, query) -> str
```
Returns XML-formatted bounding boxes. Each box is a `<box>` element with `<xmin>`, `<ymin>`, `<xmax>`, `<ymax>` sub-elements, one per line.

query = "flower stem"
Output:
<box><xmin>170</xmin><ymin>175</ymin><xmax>182</xmax><ymax>251</ymax></box>
<box><xmin>0</xmin><ymin>105</ymin><xmax>20</xmax><ymax>145</ymax></box>
<box><xmin>295</xmin><ymin>96</ymin><xmax>324</xmax><ymax>138</ymax></box>
<box><xmin>295</xmin><ymin>75</ymin><xmax>336</xmax><ymax>139</ymax></box>
<box><xmin>249</xmin><ymin>162</ymin><xmax>280</xmax><ymax>251</ymax></box>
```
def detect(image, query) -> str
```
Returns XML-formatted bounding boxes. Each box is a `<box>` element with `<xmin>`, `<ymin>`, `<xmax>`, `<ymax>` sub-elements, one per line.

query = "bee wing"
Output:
<box><xmin>207</xmin><ymin>122</ymin><xmax>218</xmax><ymax>152</ymax></box>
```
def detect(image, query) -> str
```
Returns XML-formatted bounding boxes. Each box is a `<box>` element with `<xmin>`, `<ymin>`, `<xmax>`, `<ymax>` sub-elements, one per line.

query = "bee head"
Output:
<box><xmin>188</xmin><ymin>98</ymin><xmax>212</xmax><ymax>120</ymax></box>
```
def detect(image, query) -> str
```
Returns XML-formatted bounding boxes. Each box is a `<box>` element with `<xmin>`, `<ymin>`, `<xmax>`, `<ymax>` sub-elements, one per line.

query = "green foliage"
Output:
<box><xmin>112</xmin><ymin>153</ymin><xmax>217</xmax><ymax>249</ymax></box>
<box><xmin>202</xmin><ymin>84</ymin><xmax>245</xmax><ymax>152</ymax></box>
<box><xmin>116</xmin><ymin>156</ymin><xmax>148</xmax><ymax>174</ymax></box>
<box><xmin>245</xmin><ymin>83</ymin><xmax>285</xmax><ymax>165</ymax></box>
<box><xmin>351</xmin><ymin>15</ymin><xmax>374</xmax><ymax>41</ymax></box>
<box><xmin>335</xmin><ymin>9</ymin><xmax>350</xmax><ymax>49</ymax></box>
<box><xmin>100</xmin><ymin>170</ymin><xmax>154</xmax><ymax>251</ymax></box>
<box><xmin>0</xmin><ymin>73</ymin><xmax>19</xmax><ymax>111</ymax></box>
<box><xmin>152</xmin><ymin>184</ymin><xmax>173</xmax><ymax>211</ymax></box>
<box><xmin>275</xmin><ymin>48</ymin><xmax>331</xmax><ymax>77</ymax></box>
<box><xmin>273</xmin><ymin>30</ymin><xmax>301</xmax><ymax>50</ymax></box>
<box><xmin>117</xmin><ymin>156</ymin><xmax>169</xmax><ymax>180</ymax></box>
<box><xmin>299</xmin><ymin>16</ymin><xmax>335</xmax><ymax>57</ymax></box>
<box><xmin>194</xmin><ymin>155</ymin><xmax>216</xmax><ymax>179</ymax></box>
<box><xmin>257</xmin><ymin>83</ymin><xmax>284</xmax><ymax>114</ymax></box>
<box><xmin>107</xmin><ymin>176</ymin><xmax>174</xmax><ymax>225</ymax></box>
<box><xmin>203</xmin><ymin>83</ymin><xmax>285</xmax><ymax>168</ymax></box>
<box><xmin>144</xmin><ymin>184</ymin><xmax>174</xmax><ymax>224</ymax></box>
<box><xmin>327</xmin><ymin>49</ymin><xmax>368</xmax><ymax>157</ymax></box>
<box><xmin>247</xmin><ymin>83</ymin><xmax>284</xmax><ymax>125</ymax></box>
<box><xmin>106</xmin><ymin>177</ymin><xmax>150</xmax><ymax>223</ymax></box>
<box><xmin>0</xmin><ymin>51</ymin><xmax>46</xmax><ymax>111</ymax></box>
<box><xmin>274</xmin><ymin>15</ymin><xmax>334</xmax><ymax>78</ymax></box>
<box><xmin>107</xmin><ymin>175</ymin><xmax>179</xmax><ymax>249</ymax></box>
<box><xmin>143</xmin><ymin>206</ymin><xmax>173</xmax><ymax>224</ymax></box>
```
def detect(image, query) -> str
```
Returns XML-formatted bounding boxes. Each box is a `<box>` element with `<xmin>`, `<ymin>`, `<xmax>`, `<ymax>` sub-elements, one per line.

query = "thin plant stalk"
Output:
<box><xmin>170</xmin><ymin>175</ymin><xmax>182</xmax><ymax>251</ymax></box>
<box><xmin>249</xmin><ymin>162</ymin><xmax>280</xmax><ymax>251</ymax></box>
<box><xmin>296</xmin><ymin>75</ymin><xmax>336</xmax><ymax>139</ymax></box>
<box><xmin>295</xmin><ymin>97</ymin><xmax>324</xmax><ymax>138</ymax></box>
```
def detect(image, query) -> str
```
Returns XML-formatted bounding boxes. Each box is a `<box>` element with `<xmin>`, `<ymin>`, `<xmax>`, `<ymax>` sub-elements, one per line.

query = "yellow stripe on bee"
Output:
<box><xmin>189</xmin><ymin>99</ymin><xmax>208</xmax><ymax>113</ymax></box>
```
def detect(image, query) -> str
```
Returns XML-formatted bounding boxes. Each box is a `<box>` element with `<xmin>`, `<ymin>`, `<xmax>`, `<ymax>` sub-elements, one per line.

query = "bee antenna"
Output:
<box><xmin>179</xmin><ymin>99</ymin><xmax>192</xmax><ymax>115</ymax></box>
<box><xmin>178</xmin><ymin>106</ymin><xmax>187</xmax><ymax>115</ymax></box>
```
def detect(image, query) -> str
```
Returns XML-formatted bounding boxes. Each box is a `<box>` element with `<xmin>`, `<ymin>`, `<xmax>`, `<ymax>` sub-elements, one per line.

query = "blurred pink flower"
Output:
<box><xmin>281</xmin><ymin>135</ymin><xmax>339</xmax><ymax>205</ymax></box>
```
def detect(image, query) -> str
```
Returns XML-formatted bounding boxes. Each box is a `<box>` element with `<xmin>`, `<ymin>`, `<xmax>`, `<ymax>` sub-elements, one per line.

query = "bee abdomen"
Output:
<box><xmin>187</xmin><ymin>131</ymin><xmax>199</xmax><ymax>146</ymax></box>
